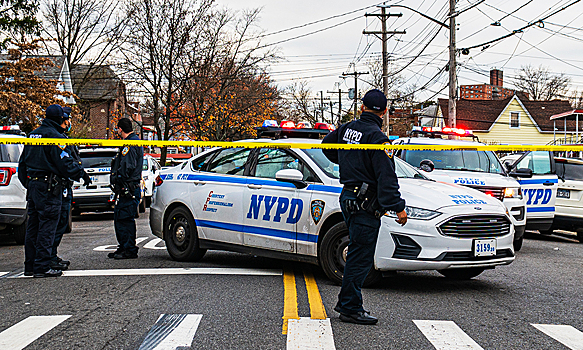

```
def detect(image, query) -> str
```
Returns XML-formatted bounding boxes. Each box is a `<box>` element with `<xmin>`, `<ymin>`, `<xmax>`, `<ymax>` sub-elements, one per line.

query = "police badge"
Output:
<box><xmin>311</xmin><ymin>200</ymin><xmax>325</xmax><ymax>225</ymax></box>
<box><xmin>121</xmin><ymin>146</ymin><xmax>129</xmax><ymax>156</ymax></box>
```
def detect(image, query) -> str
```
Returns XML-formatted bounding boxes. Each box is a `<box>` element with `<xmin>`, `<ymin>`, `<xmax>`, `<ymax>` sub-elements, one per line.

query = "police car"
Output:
<box><xmin>394</xmin><ymin>127</ymin><xmax>527</xmax><ymax>251</ymax></box>
<box><xmin>142</xmin><ymin>154</ymin><xmax>161</xmax><ymax>207</ymax></box>
<box><xmin>150</xmin><ymin>123</ymin><xmax>516</xmax><ymax>284</ymax></box>
<box><xmin>0</xmin><ymin>127</ymin><xmax>27</xmax><ymax>244</ymax></box>
<box><xmin>551</xmin><ymin>157</ymin><xmax>583</xmax><ymax>242</ymax></box>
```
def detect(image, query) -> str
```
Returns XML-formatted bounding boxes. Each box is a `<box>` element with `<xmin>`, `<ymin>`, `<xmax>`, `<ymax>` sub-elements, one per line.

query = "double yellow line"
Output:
<box><xmin>2</xmin><ymin>137</ymin><xmax>583</xmax><ymax>151</ymax></box>
<box><xmin>282</xmin><ymin>267</ymin><xmax>327</xmax><ymax>335</ymax></box>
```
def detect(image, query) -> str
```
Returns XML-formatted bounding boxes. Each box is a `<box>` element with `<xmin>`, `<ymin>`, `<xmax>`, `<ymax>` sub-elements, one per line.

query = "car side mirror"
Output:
<box><xmin>509</xmin><ymin>168</ymin><xmax>533</xmax><ymax>178</ymax></box>
<box><xmin>275</xmin><ymin>169</ymin><xmax>307</xmax><ymax>189</ymax></box>
<box><xmin>419</xmin><ymin>159</ymin><xmax>435</xmax><ymax>172</ymax></box>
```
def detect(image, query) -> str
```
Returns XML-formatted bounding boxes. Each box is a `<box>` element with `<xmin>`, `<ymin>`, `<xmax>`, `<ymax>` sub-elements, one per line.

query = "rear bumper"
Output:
<box><xmin>526</xmin><ymin>218</ymin><xmax>554</xmax><ymax>231</ymax></box>
<box><xmin>0</xmin><ymin>208</ymin><xmax>27</xmax><ymax>226</ymax></box>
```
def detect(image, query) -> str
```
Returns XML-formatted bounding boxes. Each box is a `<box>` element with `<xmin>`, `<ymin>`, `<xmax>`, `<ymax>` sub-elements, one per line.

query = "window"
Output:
<box><xmin>191</xmin><ymin>150</ymin><xmax>218</xmax><ymax>172</ymax></box>
<box><xmin>510</xmin><ymin>112</ymin><xmax>520</xmax><ymax>128</ymax></box>
<box><xmin>206</xmin><ymin>148</ymin><xmax>251</xmax><ymax>176</ymax></box>
<box><xmin>254</xmin><ymin>148</ymin><xmax>317</xmax><ymax>181</ymax></box>
<box><xmin>0</xmin><ymin>144</ymin><xmax>22</xmax><ymax>162</ymax></box>
<box><xmin>403</xmin><ymin>150</ymin><xmax>505</xmax><ymax>174</ymax></box>
<box><xmin>515</xmin><ymin>151</ymin><xmax>552</xmax><ymax>175</ymax></box>
<box><xmin>80</xmin><ymin>152</ymin><xmax>117</xmax><ymax>168</ymax></box>
<box><xmin>557</xmin><ymin>162</ymin><xmax>583</xmax><ymax>181</ymax></box>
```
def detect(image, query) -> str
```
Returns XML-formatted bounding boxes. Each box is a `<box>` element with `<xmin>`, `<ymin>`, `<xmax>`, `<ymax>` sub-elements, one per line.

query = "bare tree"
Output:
<box><xmin>364</xmin><ymin>58</ymin><xmax>405</xmax><ymax>100</ymax></box>
<box><xmin>514</xmin><ymin>65</ymin><xmax>571</xmax><ymax>100</ymax></box>
<box><xmin>278</xmin><ymin>80</ymin><xmax>317</xmax><ymax>124</ymax></box>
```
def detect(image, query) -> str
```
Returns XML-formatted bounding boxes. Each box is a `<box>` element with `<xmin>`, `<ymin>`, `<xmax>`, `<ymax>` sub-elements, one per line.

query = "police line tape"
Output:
<box><xmin>0</xmin><ymin>137</ymin><xmax>582</xmax><ymax>151</ymax></box>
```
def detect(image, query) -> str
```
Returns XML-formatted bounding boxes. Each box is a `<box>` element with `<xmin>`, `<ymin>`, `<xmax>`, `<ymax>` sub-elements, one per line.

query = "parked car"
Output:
<box><xmin>142</xmin><ymin>154</ymin><xmax>161</xmax><ymax>207</ymax></box>
<box><xmin>0</xmin><ymin>132</ymin><xmax>27</xmax><ymax>244</ymax></box>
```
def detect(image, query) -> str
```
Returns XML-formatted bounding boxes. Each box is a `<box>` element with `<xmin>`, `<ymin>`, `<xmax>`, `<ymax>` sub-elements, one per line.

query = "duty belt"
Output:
<box><xmin>28</xmin><ymin>175</ymin><xmax>50</xmax><ymax>182</ymax></box>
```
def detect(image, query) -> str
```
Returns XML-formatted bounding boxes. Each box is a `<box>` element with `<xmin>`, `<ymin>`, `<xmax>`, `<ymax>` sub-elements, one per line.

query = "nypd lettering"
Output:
<box><xmin>342</xmin><ymin>128</ymin><xmax>362</xmax><ymax>144</ymax></box>
<box><xmin>247</xmin><ymin>194</ymin><xmax>303</xmax><ymax>224</ymax></box>
<box><xmin>454</xmin><ymin>178</ymin><xmax>486</xmax><ymax>186</ymax></box>
<box><xmin>525</xmin><ymin>188</ymin><xmax>552</xmax><ymax>205</ymax></box>
<box><xmin>449</xmin><ymin>194</ymin><xmax>487</xmax><ymax>205</ymax></box>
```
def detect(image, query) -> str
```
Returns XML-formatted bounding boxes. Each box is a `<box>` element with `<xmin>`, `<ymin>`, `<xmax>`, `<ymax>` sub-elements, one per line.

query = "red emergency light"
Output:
<box><xmin>280</xmin><ymin>121</ymin><xmax>296</xmax><ymax>129</ymax></box>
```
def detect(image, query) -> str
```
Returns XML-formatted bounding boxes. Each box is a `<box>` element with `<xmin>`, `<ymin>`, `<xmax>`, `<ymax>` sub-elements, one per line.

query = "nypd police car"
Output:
<box><xmin>150</xmin><ymin>126</ymin><xmax>515</xmax><ymax>284</ymax></box>
<box><xmin>394</xmin><ymin>127</ymin><xmax>528</xmax><ymax>251</ymax></box>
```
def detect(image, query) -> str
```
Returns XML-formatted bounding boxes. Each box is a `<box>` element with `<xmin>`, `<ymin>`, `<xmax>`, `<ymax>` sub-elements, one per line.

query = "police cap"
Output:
<box><xmin>361</xmin><ymin>89</ymin><xmax>387</xmax><ymax>112</ymax></box>
<box><xmin>62</xmin><ymin>106</ymin><xmax>72</xmax><ymax>119</ymax></box>
<box><xmin>45</xmin><ymin>104</ymin><xmax>64</xmax><ymax>123</ymax></box>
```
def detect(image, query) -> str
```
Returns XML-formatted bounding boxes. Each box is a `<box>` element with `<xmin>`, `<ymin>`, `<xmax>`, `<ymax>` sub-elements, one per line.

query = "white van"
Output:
<box><xmin>395</xmin><ymin>134</ymin><xmax>528</xmax><ymax>251</ymax></box>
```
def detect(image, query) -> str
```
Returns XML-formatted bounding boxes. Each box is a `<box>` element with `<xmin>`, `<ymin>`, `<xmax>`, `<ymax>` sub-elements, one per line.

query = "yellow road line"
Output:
<box><xmin>282</xmin><ymin>267</ymin><xmax>299</xmax><ymax>335</ymax></box>
<box><xmin>303</xmin><ymin>269</ymin><xmax>327</xmax><ymax>320</ymax></box>
<box><xmin>2</xmin><ymin>137</ymin><xmax>583</xmax><ymax>151</ymax></box>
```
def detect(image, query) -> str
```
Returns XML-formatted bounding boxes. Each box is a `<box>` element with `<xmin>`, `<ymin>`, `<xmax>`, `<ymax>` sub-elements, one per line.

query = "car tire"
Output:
<box><xmin>319</xmin><ymin>221</ymin><xmax>382</xmax><ymax>287</ymax></box>
<box><xmin>72</xmin><ymin>208</ymin><xmax>81</xmax><ymax>217</ymax></box>
<box><xmin>164</xmin><ymin>206</ymin><xmax>206</xmax><ymax>262</ymax></box>
<box><xmin>139</xmin><ymin>198</ymin><xmax>146</xmax><ymax>213</ymax></box>
<box><xmin>65</xmin><ymin>206</ymin><xmax>73</xmax><ymax>234</ymax></box>
<box><xmin>438</xmin><ymin>267</ymin><xmax>485</xmax><ymax>280</ymax></box>
<box><xmin>12</xmin><ymin>222</ymin><xmax>26</xmax><ymax>245</ymax></box>
<box><xmin>513</xmin><ymin>236</ymin><xmax>523</xmax><ymax>251</ymax></box>
<box><xmin>577</xmin><ymin>229</ymin><xmax>583</xmax><ymax>243</ymax></box>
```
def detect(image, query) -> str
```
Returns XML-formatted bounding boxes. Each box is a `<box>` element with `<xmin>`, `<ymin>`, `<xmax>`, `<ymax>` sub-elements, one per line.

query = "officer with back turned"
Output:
<box><xmin>322</xmin><ymin>89</ymin><xmax>407</xmax><ymax>325</ymax></box>
<box><xmin>18</xmin><ymin>105</ymin><xmax>92</xmax><ymax>278</ymax></box>
<box><xmin>50</xmin><ymin>106</ymin><xmax>82</xmax><ymax>271</ymax></box>
<box><xmin>108</xmin><ymin>118</ymin><xmax>143</xmax><ymax>259</ymax></box>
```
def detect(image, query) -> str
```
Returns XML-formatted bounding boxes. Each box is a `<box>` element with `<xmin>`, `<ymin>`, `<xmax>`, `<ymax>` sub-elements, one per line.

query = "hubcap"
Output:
<box><xmin>175</xmin><ymin>225</ymin><xmax>186</xmax><ymax>243</ymax></box>
<box><xmin>342</xmin><ymin>246</ymin><xmax>348</xmax><ymax>263</ymax></box>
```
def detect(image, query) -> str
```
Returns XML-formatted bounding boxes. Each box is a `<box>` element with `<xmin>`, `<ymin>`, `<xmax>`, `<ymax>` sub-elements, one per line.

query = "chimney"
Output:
<box><xmin>490</xmin><ymin>69</ymin><xmax>503</xmax><ymax>87</ymax></box>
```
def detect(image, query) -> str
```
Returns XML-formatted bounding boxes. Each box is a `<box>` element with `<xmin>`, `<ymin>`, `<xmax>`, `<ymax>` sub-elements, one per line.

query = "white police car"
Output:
<box><xmin>0</xmin><ymin>128</ymin><xmax>27</xmax><ymax>244</ymax></box>
<box><xmin>142</xmin><ymin>154</ymin><xmax>161</xmax><ymax>207</ymax></box>
<box><xmin>150</xmin><ymin>131</ymin><xmax>515</xmax><ymax>284</ymax></box>
<box><xmin>394</xmin><ymin>127</ymin><xmax>527</xmax><ymax>251</ymax></box>
<box><xmin>72</xmin><ymin>147</ymin><xmax>117</xmax><ymax>214</ymax></box>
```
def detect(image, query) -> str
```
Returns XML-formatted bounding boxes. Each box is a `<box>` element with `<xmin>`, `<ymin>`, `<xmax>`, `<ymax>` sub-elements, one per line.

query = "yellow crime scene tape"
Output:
<box><xmin>1</xmin><ymin>137</ymin><xmax>583</xmax><ymax>151</ymax></box>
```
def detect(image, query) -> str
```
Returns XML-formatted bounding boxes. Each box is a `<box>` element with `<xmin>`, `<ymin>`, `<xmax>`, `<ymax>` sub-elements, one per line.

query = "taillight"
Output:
<box><xmin>155</xmin><ymin>175</ymin><xmax>163</xmax><ymax>186</ymax></box>
<box><xmin>0</xmin><ymin>167</ymin><xmax>16</xmax><ymax>186</ymax></box>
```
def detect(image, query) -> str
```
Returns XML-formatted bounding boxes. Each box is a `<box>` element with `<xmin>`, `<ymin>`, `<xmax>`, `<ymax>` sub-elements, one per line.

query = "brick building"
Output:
<box><xmin>459</xmin><ymin>69</ymin><xmax>517</xmax><ymax>101</ymax></box>
<box><xmin>71</xmin><ymin>65</ymin><xmax>127</xmax><ymax>139</ymax></box>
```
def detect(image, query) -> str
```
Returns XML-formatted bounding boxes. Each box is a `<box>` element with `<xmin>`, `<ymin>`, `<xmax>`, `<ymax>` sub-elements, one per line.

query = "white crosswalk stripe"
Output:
<box><xmin>286</xmin><ymin>317</ymin><xmax>335</xmax><ymax>350</ymax></box>
<box><xmin>138</xmin><ymin>314</ymin><xmax>202</xmax><ymax>350</ymax></box>
<box><xmin>0</xmin><ymin>315</ymin><xmax>71</xmax><ymax>350</ymax></box>
<box><xmin>413</xmin><ymin>320</ymin><xmax>484</xmax><ymax>350</ymax></box>
<box><xmin>9</xmin><ymin>267</ymin><xmax>281</xmax><ymax>278</ymax></box>
<box><xmin>532</xmin><ymin>324</ymin><xmax>583</xmax><ymax>350</ymax></box>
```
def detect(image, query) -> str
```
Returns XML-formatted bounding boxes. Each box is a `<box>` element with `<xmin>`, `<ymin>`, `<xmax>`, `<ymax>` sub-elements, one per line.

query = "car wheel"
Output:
<box><xmin>72</xmin><ymin>208</ymin><xmax>81</xmax><ymax>217</ymax></box>
<box><xmin>319</xmin><ymin>221</ymin><xmax>382</xmax><ymax>287</ymax></box>
<box><xmin>12</xmin><ymin>222</ymin><xmax>26</xmax><ymax>245</ymax></box>
<box><xmin>577</xmin><ymin>229</ymin><xmax>583</xmax><ymax>243</ymax></box>
<box><xmin>139</xmin><ymin>198</ymin><xmax>146</xmax><ymax>213</ymax></box>
<box><xmin>65</xmin><ymin>206</ymin><xmax>73</xmax><ymax>234</ymax></box>
<box><xmin>438</xmin><ymin>267</ymin><xmax>485</xmax><ymax>280</ymax></box>
<box><xmin>513</xmin><ymin>236</ymin><xmax>523</xmax><ymax>251</ymax></box>
<box><xmin>164</xmin><ymin>206</ymin><xmax>206</xmax><ymax>262</ymax></box>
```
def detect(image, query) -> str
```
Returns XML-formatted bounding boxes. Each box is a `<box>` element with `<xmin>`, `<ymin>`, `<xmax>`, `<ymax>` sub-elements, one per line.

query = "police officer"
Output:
<box><xmin>322</xmin><ymin>89</ymin><xmax>407</xmax><ymax>325</ymax></box>
<box><xmin>108</xmin><ymin>118</ymin><xmax>143</xmax><ymax>259</ymax></box>
<box><xmin>50</xmin><ymin>107</ymin><xmax>81</xmax><ymax>271</ymax></box>
<box><xmin>18</xmin><ymin>105</ymin><xmax>92</xmax><ymax>278</ymax></box>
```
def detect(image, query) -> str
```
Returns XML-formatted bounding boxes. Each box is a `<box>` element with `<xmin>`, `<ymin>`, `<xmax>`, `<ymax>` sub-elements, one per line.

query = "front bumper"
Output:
<box><xmin>72</xmin><ymin>195</ymin><xmax>115</xmax><ymax>211</ymax></box>
<box><xmin>0</xmin><ymin>208</ymin><xmax>27</xmax><ymax>226</ymax></box>
<box><xmin>374</xmin><ymin>206</ymin><xmax>515</xmax><ymax>271</ymax></box>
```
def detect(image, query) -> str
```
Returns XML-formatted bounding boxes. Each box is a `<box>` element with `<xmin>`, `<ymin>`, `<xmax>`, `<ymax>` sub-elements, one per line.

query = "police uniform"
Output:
<box><xmin>109</xmin><ymin>127</ymin><xmax>143</xmax><ymax>259</ymax></box>
<box><xmin>17</xmin><ymin>105</ymin><xmax>89</xmax><ymax>277</ymax></box>
<box><xmin>322</xmin><ymin>90</ymin><xmax>406</xmax><ymax>324</ymax></box>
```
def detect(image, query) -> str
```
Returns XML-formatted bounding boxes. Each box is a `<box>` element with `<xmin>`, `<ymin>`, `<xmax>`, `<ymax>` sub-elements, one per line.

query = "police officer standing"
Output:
<box><xmin>18</xmin><ymin>105</ymin><xmax>92</xmax><ymax>277</ymax></box>
<box><xmin>50</xmin><ymin>106</ymin><xmax>81</xmax><ymax>271</ymax></box>
<box><xmin>322</xmin><ymin>89</ymin><xmax>407</xmax><ymax>325</ymax></box>
<box><xmin>108</xmin><ymin>118</ymin><xmax>143</xmax><ymax>259</ymax></box>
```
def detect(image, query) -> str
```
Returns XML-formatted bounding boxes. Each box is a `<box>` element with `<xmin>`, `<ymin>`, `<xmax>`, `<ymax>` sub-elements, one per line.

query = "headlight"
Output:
<box><xmin>504</xmin><ymin>187</ymin><xmax>522</xmax><ymax>199</ymax></box>
<box><xmin>385</xmin><ymin>206</ymin><xmax>441</xmax><ymax>220</ymax></box>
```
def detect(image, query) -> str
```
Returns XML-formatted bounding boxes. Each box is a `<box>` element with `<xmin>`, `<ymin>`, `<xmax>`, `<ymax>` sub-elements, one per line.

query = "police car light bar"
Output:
<box><xmin>256</xmin><ymin>120</ymin><xmax>331</xmax><ymax>139</ymax></box>
<box><xmin>412</xmin><ymin>126</ymin><xmax>474</xmax><ymax>137</ymax></box>
<box><xmin>1</xmin><ymin>125</ymin><xmax>20</xmax><ymax>131</ymax></box>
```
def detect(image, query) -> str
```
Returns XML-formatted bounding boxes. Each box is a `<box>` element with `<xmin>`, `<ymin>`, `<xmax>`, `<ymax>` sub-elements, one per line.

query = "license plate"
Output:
<box><xmin>474</xmin><ymin>239</ymin><xmax>496</xmax><ymax>257</ymax></box>
<box><xmin>557</xmin><ymin>189</ymin><xmax>570</xmax><ymax>198</ymax></box>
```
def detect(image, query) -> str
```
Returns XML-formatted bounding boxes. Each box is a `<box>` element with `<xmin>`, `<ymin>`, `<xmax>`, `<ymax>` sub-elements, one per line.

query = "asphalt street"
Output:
<box><xmin>0</xmin><ymin>210</ymin><xmax>582</xmax><ymax>349</ymax></box>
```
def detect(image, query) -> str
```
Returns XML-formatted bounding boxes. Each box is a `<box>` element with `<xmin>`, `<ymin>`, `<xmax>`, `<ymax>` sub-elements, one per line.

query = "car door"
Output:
<box><xmin>555</xmin><ymin>160</ymin><xmax>583</xmax><ymax>215</ymax></box>
<box><xmin>512</xmin><ymin>151</ymin><xmax>558</xmax><ymax>227</ymax></box>
<box><xmin>243</xmin><ymin>148</ymin><xmax>309</xmax><ymax>252</ymax></box>
<box><xmin>188</xmin><ymin>147</ymin><xmax>252</xmax><ymax>246</ymax></box>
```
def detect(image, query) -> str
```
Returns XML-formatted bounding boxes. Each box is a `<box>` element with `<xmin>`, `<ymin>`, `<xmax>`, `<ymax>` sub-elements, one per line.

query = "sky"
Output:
<box><xmin>216</xmin><ymin>0</ymin><xmax>583</xmax><ymax>110</ymax></box>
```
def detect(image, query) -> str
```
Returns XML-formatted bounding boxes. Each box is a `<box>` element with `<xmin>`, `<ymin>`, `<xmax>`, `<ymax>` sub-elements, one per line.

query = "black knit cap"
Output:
<box><xmin>62</xmin><ymin>106</ymin><xmax>72</xmax><ymax>119</ymax></box>
<box><xmin>361</xmin><ymin>89</ymin><xmax>387</xmax><ymax>111</ymax></box>
<box><xmin>45</xmin><ymin>104</ymin><xmax>64</xmax><ymax>123</ymax></box>
<box><xmin>117</xmin><ymin>118</ymin><xmax>133</xmax><ymax>133</ymax></box>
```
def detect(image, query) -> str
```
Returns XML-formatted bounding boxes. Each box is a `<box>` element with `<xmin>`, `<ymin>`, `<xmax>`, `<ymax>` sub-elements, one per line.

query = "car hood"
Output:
<box><xmin>420</xmin><ymin>169</ymin><xmax>520</xmax><ymax>188</ymax></box>
<box><xmin>398</xmin><ymin>178</ymin><xmax>506</xmax><ymax>211</ymax></box>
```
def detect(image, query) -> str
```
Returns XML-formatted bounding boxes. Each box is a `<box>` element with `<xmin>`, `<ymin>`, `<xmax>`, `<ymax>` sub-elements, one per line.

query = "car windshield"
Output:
<box><xmin>143</xmin><ymin>158</ymin><xmax>148</xmax><ymax>170</ymax></box>
<box><xmin>81</xmin><ymin>152</ymin><xmax>116</xmax><ymax>168</ymax></box>
<box><xmin>403</xmin><ymin>149</ymin><xmax>505</xmax><ymax>174</ymax></box>
<box><xmin>302</xmin><ymin>148</ymin><xmax>425</xmax><ymax>179</ymax></box>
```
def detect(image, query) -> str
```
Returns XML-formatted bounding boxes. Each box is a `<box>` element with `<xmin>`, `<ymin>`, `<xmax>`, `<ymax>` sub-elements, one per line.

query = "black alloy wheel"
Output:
<box><xmin>164</xmin><ymin>206</ymin><xmax>206</xmax><ymax>262</ymax></box>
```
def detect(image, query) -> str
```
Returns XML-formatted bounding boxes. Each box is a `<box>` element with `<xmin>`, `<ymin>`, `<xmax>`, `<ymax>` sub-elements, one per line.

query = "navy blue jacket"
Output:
<box><xmin>18</xmin><ymin>118</ymin><xmax>85</xmax><ymax>187</ymax></box>
<box><xmin>322</xmin><ymin>112</ymin><xmax>406</xmax><ymax>213</ymax></box>
<box><xmin>113</xmin><ymin>132</ymin><xmax>143</xmax><ymax>184</ymax></box>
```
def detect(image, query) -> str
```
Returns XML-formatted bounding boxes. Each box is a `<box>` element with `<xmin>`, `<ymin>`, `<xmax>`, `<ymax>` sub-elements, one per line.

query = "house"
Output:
<box><xmin>70</xmin><ymin>64</ymin><xmax>127</xmax><ymax>139</ymax></box>
<box><xmin>459</xmin><ymin>69</ymin><xmax>518</xmax><ymax>101</ymax></box>
<box><xmin>437</xmin><ymin>95</ymin><xmax>573</xmax><ymax>145</ymax></box>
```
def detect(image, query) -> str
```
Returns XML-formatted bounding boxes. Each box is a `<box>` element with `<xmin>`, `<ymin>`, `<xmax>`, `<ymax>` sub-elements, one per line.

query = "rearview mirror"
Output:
<box><xmin>509</xmin><ymin>168</ymin><xmax>533</xmax><ymax>178</ymax></box>
<box><xmin>419</xmin><ymin>159</ymin><xmax>435</xmax><ymax>172</ymax></box>
<box><xmin>275</xmin><ymin>169</ymin><xmax>307</xmax><ymax>189</ymax></box>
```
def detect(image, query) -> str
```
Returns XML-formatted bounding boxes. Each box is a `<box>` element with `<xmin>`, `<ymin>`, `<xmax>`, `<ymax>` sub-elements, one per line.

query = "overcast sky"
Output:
<box><xmin>217</xmin><ymin>0</ymin><xmax>583</xmax><ymax>109</ymax></box>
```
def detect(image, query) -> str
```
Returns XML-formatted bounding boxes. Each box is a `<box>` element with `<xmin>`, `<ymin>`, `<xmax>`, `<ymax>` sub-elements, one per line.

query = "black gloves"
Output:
<box><xmin>82</xmin><ymin>172</ymin><xmax>93</xmax><ymax>186</ymax></box>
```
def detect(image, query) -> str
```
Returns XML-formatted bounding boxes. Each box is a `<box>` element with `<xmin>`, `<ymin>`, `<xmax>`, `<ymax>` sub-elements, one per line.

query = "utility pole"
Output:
<box><xmin>364</xmin><ymin>7</ymin><xmax>405</xmax><ymax>134</ymax></box>
<box><xmin>327</xmin><ymin>88</ymin><xmax>346</xmax><ymax>125</ymax></box>
<box><xmin>448</xmin><ymin>0</ymin><xmax>457</xmax><ymax>128</ymax></box>
<box><xmin>341</xmin><ymin>71</ymin><xmax>369</xmax><ymax>119</ymax></box>
<box><xmin>320</xmin><ymin>91</ymin><xmax>325</xmax><ymax>122</ymax></box>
